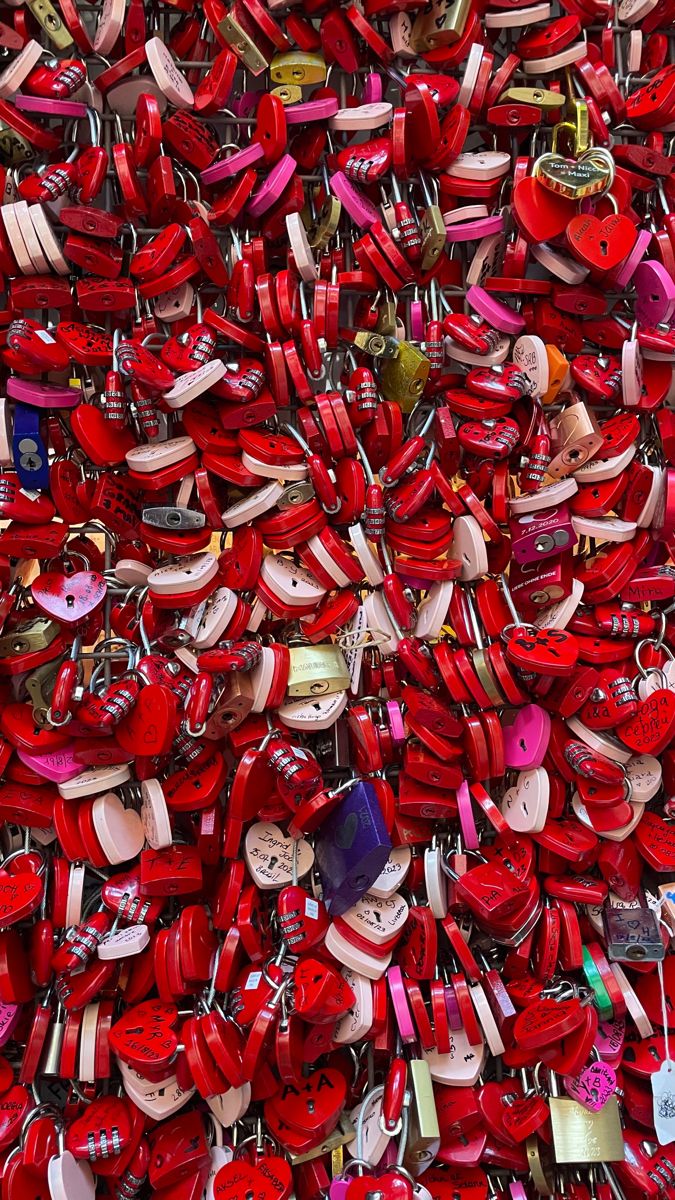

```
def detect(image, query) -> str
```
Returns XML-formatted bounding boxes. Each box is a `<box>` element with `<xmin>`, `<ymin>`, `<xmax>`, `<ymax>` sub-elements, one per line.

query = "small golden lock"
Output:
<box><xmin>218</xmin><ymin>15</ymin><xmax>269</xmax><ymax>74</ymax></box>
<box><xmin>27</xmin><ymin>0</ymin><xmax>73</xmax><ymax>48</ymax></box>
<box><xmin>380</xmin><ymin>342</ymin><xmax>431</xmax><ymax>412</ymax></box>
<box><xmin>287</xmin><ymin>645</ymin><xmax>350</xmax><ymax>697</ymax></box>
<box><xmin>411</xmin><ymin>0</ymin><xmax>471</xmax><ymax>49</ymax></box>
<box><xmin>270</xmin><ymin>52</ymin><xmax>326</xmax><ymax>86</ymax></box>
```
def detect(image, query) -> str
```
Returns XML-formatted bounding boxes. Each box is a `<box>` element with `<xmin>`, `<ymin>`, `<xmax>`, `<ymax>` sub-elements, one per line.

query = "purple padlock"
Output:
<box><xmin>315</xmin><ymin>780</ymin><xmax>392</xmax><ymax>917</ymax></box>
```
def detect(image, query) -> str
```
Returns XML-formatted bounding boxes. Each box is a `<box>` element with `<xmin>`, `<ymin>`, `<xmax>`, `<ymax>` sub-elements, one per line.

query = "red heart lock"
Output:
<box><xmin>266</xmin><ymin>1068</ymin><xmax>347</xmax><ymax>1136</ymax></box>
<box><xmin>70</xmin><ymin>402</ymin><xmax>137</xmax><ymax>466</ymax></box>
<box><xmin>634</xmin><ymin>811</ymin><xmax>675</xmax><ymax>873</ymax></box>
<box><xmin>0</xmin><ymin>1085</ymin><xmax>32</xmax><ymax>1148</ymax></box>
<box><xmin>116</xmin><ymin>684</ymin><xmax>178</xmax><ymax>757</ymax></box>
<box><xmin>617</xmin><ymin>689</ymin><xmax>675</xmax><ymax>755</ymax></box>
<box><xmin>500</xmin><ymin>1094</ymin><xmax>549</xmax><ymax>1142</ymax></box>
<box><xmin>506</xmin><ymin>627</ymin><xmax>579</xmax><ymax>676</ymax></box>
<box><xmin>277</xmin><ymin>886</ymin><xmax>329</xmax><ymax>951</ymax></box>
<box><xmin>336</xmin><ymin>136</ymin><xmax>392</xmax><ymax>183</ymax></box>
<box><xmin>65</xmin><ymin>1095</ymin><xmax>133</xmax><ymax>1162</ymax></box>
<box><xmin>397</xmin><ymin>906</ymin><xmax>438</xmax><ymax>979</ymax></box>
<box><xmin>31</xmin><ymin>570</ymin><xmax>107</xmax><ymax>627</ymax></box>
<box><xmin>346</xmin><ymin>1172</ymin><xmax>414</xmax><ymax>1199</ymax></box>
<box><xmin>213</xmin><ymin>1158</ymin><xmax>293</xmax><ymax>1200</ymax></box>
<box><xmin>566</xmin><ymin>212</ymin><xmax>637</xmax><ymax>271</ymax></box>
<box><xmin>109</xmin><ymin>999</ymin><xmax>179</xmax><ymax>1069</ymax></box>
<box><xmin>0</xmin><ymin>873</ymin><xmax>42</xmax><ymax>925</ymax></box>
<box><xmin>292</xmin><ymin>958</ymin><xmax>355</xmax><ymax>1024</ymax></box>
<box><xmin>512</xmin><ymin>176</ymin><xmax>576</xmax><ymax>243</ymax></box>
<box><xmin>423</xmin><ymin>1167</ymin><xmax>488</xmax><ymax>1200</ymax></box>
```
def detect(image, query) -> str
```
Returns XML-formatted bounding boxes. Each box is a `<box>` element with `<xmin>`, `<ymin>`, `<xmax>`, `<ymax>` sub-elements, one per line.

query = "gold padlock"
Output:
<box><xmin>25</xmin><ymin>656</ymin><xmax>64</xmax><ymax>720</ymax></box>
<box><xmin>0</xmin><ymin>122</ymin><xmax>33</xmax><ymax>166</ymax></box>
<box><xmin>352</xmin><ymin>331</ymin><xmax>400</xmax><ymax>359</ymax></box>
<box><xmin>526</xmin><ymin>1136</ymin><xmax>556</xmax><ymax>1196</ymax></box>
<box><xmin>203</xmin><ymin>676</ymin><xmax>254</xmax><ymax>738</ymax></box>
<box><xmin>404</xmin><ymin>1060</ymin><xmax>441</xmax><ymax>1173</ymax></box>
<box><xmin>27</xmin><ymin>0</ymin><xmax>73</xmax><ymax>48</ymax></box>
<box><xmin>549</xmin><ymin>1096</ymin><xmax>624</xmax><ymax>1163</ymax></box>
<box><xmin>499</xmin><ymin>87</ymin><xmax>566</xmax><ymax>112</ymax></box>
<box><xmin>289</xmin><ymin>1116</ymin><xmax>355</xmax><ymax>1165</ymax></box>
<box><xmin>270</xmin><ymin>84</ymin><xmax>303</xmax><ymax>106</ymax></box>
<box><xmin>218</xmin><ymin>15</ymin><xmax>269</xmax><ymax>74</ymax></box>
<box><xmin>270</xmin><ymin>51</ymin><xmax>326</xmax><ymax>86</ymax></box>
<box><xmin>417</xmin><ymin>175</ymin><xmax>446</xmax><ymax>270</ymax></box>
<box><xmin>411</xmin><ymin>0</ymin><xmax>471</xmax><ymax>49</ymax></box>
<box><xmin>308</xmin><ymin>196</ymin><xmax>341</xmax><ymax>250</ymax></box>
<box><xmin>380</xmin><ymin>341</ymin><xmax>431</xmax><ymax>411</ymax></box>
<box><xmin>287</xmin><ymin>644</ymin><xmax>350</xmax><ymax>697</ymax></box>
<box><xmin>376</xmin><ymin>297</ymin><xmax>398</xmax><ymax>337</ymax></box>
<box><xmin>0</xmin><ymin>617</ymin><xmax>60</xmax><ymax>657</ymax></box>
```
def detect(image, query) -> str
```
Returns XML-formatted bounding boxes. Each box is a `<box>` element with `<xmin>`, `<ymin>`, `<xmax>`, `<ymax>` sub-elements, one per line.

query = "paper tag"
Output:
<box><xmin>20</xmin><ymin>489</ymin><xmax>40</xmax><ymax>501</ymax></box>
<box><xmin>305</xmin><ymin>897</ymin><xmax>319</xmax><ymax>919</ymax></box>
<box><xmin>245</xmin><ymin>971</ymin><xmax>262</xmax><ymax>991</ymax></box>
<box><xmin>344</xmin><ymin>604</ymin><xmax>365</xmax><ymax>694</ymax></box>
<box><xmin>652</xmin><ymin>1060</ymin><xmax>675</xmax><ymax>1144</ymax></box>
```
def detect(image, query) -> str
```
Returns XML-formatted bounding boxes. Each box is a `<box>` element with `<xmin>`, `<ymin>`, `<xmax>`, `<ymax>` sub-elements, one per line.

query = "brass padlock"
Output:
<box><xmin>289</xmin><ymin>1116</ymin><xmax>355</xmax><ymax>1165</ymax></box>
<box><xmin>0</xmin><ymin>617</ymin><xmax>60</xmax><ymax>657</ymax></box>
<box><xmin>418</xmin><ymin>175</ymin><xmax>445</xmax><ymax>270</ymax></box>
<box><xmin>202</xmin><ymin>676</ymin><xmax>254</xmax><ymax>739</ymax></box>
<box><xmin>380</xmin><ymin>341</ymin><xmax>431</xmax><ymax>411</ymax></box>
<box><xmin>308</xmin><ymin>196</ymin><xmax>341</xmax><ymax>250</ymax></box>
<box><xmin>411</xmin><ymin>0</ymin><xmax>471</xmax><ymax>49</ymax></box>
<box><xmin>499</xmin><ymin>87</ymin><xmax>566</xmax><ymax>112</ymax></box>
<box><xmin>403</xmin><ymin>1060</ymin><xmax>441</xmax><ymax>1174</ymax></box>
<box><xmin>0</xmin><ymin>122</ymin><xmax>33</xmax><ymax>166</ymax></box>
<box><xmin>218</xmin><ymin>15</ymin><xmax>269</xmax><ymax>74</ymax></box>
<box><xmin>25</xmin><ymin>656</ymin><xmax>65</xmax><ymax>718</ymax></box>
<box><xmin>287</xmin><ymin>645</ymin><xmax>350</xmax><ymax>697</ymax></box>
<box><xmin>352</xmin><ymin>331</ymin><xmax>400</xmax><ymax>359</ymax></box>
<box><xmin>27</xmin><ymin>0</ymin><xmax>73</xmax><ymax>49</ymax></box>
<box><xmin>270</xmin><ymin>51</ymin><xmax>326</xmax><ymax>86</ymax></box>
<box><xmin>548</xmin><ymin>1072</ymin><xmax>624</xmax><ymax>1164</ymax></box>
<box><xmin>270</xmin><ymin>84</ymin><xmax>303</xmax><ymax>106</ymax></box>
<box><xmin>376</xmin><ymin>297</ymin><xmax>398</xmax><ymax>337</ymax></box>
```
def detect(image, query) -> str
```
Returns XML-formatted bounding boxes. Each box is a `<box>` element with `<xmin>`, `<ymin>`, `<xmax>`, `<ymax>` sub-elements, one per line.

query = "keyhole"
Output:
<box><xmin>599</xmin><ymin>239</ymin><xmax>609</xmax><ymax>256</ymax></box>
<box><xmin>268</xmin><ymin>855</ymin><xmax>278</xmax><ymax>871</ymax></box>
<box><xmin>519</xmin><ymin>738</ymin><xmax>527</xmax><ymax>751</ymax></box>
<box><xmin>66</xmin><ymin>594</ymin><xmax>75</xmax><ymax>607</ymax></box>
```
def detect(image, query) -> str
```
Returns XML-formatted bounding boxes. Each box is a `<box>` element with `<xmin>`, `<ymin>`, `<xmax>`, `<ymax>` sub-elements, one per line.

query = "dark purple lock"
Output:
<box><xmin>315</xmin><ymin>780</ymin><xmax>391</xmax><ymax>917</ymax></box>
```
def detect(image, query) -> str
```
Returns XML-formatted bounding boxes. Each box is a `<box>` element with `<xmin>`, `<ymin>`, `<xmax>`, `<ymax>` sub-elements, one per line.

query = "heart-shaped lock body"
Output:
<box><xmin>617</xmin><ymin>689</ymin><xmax>675</xmax><ymax>755</ymax></box>
<box><xmin>65</xmin><ymin>1095</ymin><xmax>133</xmax><ymax>1162</ymax></box>
<box><xmin>31</xmin><ymin>571</ymin><xmax>106</xmax><ymax>627</ymax></box>
<box><xmin>293</xmin><ymin>957</ymin><xmax>355</xmax><ymax>1023</ymax></box>
<box><xmin>566</xmin><ymin>213</ymin><xmax>638</xmax><ymax>271</ymax></box>
<box><xmin>116</xmin><ymin>685</ymin><xmax>178</xmax><ymax>757</ymax></box>
<box><xmin>109</xmin><ymin>999</ymin><xmax>179</xmax><ymax>1069</ymax></box>
<box><xmin>266</xmin><ymin>1068</ymin><xmax>347</xmax><ymax>1136</ymax></box>
<box><xmin>564</xmin><ymin>1061</ymin><xmax>616</xmax><ymax>1111</ymax></box>
<box><xmin>502</xmin><ymin>706</ymin><xmax>551</xmax><ymax>770</ymax></box>
<box><xmin>213</xmin><ymin>1158</ymin><xmax>293</xmax><ymax>1200</ymax></box>
<box><xmin>336</xmin><ymin>137</ymin><xmax>392</xmax><ymax>184</ymax></box>
<box><xmin>346</xmin><ymin>1173</ymin><xmax>414</xmax><ymax>1200</ymax></box>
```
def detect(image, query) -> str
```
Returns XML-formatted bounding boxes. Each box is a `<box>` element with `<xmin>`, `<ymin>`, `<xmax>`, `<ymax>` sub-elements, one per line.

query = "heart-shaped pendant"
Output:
<box><xmin>501</xmin><ymin>768</ymin><xmax>549</xmax><ymax>833</ymax></box>
<box><xmin>31</xmin><ymin>570</ymin><xmax>106</xmax><ymax>627</ymax></box>
<box><xmin>566</xmin><ymin>212</ymin><xmax>637</xmax><ymax>271</ymax></box>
